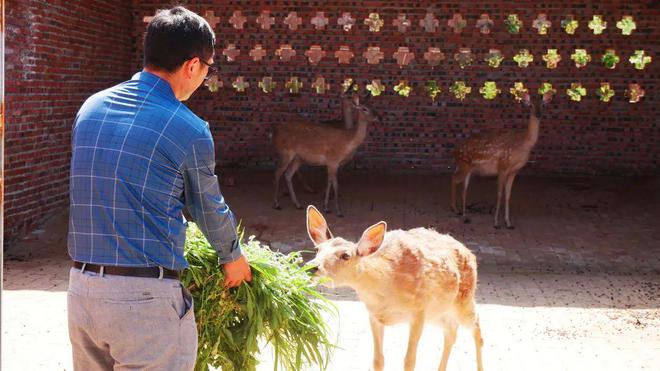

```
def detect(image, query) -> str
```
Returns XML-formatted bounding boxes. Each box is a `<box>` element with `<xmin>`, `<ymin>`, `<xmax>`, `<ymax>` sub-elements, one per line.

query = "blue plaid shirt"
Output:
<box><xmin>68</xmin><ymin>71</ymin><xmax>241</xmax><ymax>270</ymax></box>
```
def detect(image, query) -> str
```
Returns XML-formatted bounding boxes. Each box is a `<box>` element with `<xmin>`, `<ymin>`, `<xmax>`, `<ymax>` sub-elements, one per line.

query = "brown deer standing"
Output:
<box><xmin>272</xmin><ymin>93</ymin><xmax>378</xmax><ymax>217</ymax></box>
<box><xmin>289</xmin><ymin>88</ymin><xmax>358</xmax><ymax>193</ymax></box>
<box><xmin>305</xmin><ymin>205</ymin><xmax>484</xmax><ymax>371</ymax></box>
<box><xmin>451</xmin><ymin>93</ymin><xmax>550</xmax><ymax>228</ymax></box>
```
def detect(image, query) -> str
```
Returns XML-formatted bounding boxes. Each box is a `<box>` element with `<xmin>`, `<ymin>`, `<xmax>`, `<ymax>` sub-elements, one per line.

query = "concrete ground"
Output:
<box><xmin>3</xmin><ymin>171</ymin><xmax>660</xmax><ymax>370</ymax></box>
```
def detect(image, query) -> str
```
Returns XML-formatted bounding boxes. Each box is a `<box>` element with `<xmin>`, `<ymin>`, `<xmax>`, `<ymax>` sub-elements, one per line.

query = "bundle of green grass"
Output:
<box><xmin>182</xmin><ymin>223</ymin><xmax>336</xmax><ymax>371</ymax></box>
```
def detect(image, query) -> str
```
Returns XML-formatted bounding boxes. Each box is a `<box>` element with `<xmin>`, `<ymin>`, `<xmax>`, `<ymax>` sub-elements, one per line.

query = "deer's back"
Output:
<box><xmin>454</xmin><ymin>131</ymin><xmax>531</xmax><ymax>174</ymax></box>
<box><xmin>272</xmin><ymin>121</ymin><xmax>353</xmax><ymax>163</ymax></box>
<box><xmin>357</xmin><ymin>228</ymin><xmax>477</xmax><ymax>324</ymax></box>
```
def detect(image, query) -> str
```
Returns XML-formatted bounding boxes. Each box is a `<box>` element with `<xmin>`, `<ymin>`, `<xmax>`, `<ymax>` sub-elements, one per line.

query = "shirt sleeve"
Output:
<box><xmin>182</xmin><ymin>127</ymin><xmax>242</xmax><ymax>264</ymax></box>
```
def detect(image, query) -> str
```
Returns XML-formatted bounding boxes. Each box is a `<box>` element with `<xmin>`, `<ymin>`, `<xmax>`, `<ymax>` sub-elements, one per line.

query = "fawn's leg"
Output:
<box><xmin>284</xmin><ymin>157</ymin><xmax>303</xmax><ymax>209</ymax></box>
<box><xmin>273</xmin><ymin>153</ymin><xmax>295</xmax><ymax>209</ymax></box>
<box><xmin>438</xmin><ymin>322</ymin><xmax>457</xmax><ymax>371</ymax></box>
<box><xmin>494</xmin><ymin>173</ymin><xmax>506</xmax><ymax>228</ymax></box>
<box><xmin>504</xmin><ymin>173</ymin><xmax>518</xmax><ymax>229</ymax></box>
<box><xmin>404</xmin><ymin>312</ymin><xmax>425</xmax><ymax>371</ymax></box>
<box><xmin>369</xmin><ymin>315</ymin><xmax>385</xmax><ymax>371</ymax></box>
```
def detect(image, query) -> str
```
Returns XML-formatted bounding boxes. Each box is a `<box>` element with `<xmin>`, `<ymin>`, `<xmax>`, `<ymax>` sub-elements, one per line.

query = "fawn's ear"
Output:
<box><xmin>307</xmin><ymin>205</ymin><xmax>333</xmax><ymax>246</ymax></box>
<box><xmin>356</xmin><ymin>221</ymin><xmax>387</xmax><ymax>256</ymax></box>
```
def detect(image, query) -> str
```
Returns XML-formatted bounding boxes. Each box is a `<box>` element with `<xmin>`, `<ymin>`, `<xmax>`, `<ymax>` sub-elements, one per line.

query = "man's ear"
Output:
<box><xmin>306</xmin><ymin>205</ymin><xmax>333</xmax><ymax>246</ymax></box>
<box><xmin>356</xmin><ymin>221</ymin><xmax>387</xmax><ymax>256</ymax></box>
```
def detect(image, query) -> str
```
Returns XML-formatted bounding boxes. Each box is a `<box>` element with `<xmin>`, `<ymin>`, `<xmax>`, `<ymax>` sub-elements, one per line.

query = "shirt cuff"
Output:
<box><xmin>217</xmin><ymin>241</ymin><xmax>243</xmax><ymax>265</ymax></box>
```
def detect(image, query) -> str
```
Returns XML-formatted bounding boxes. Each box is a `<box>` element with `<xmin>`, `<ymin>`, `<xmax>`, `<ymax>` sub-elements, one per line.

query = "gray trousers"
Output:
<box><xmin>67</xmin><ymin>267</ymin><xmax>198</xmax><ymax>370</ymax></box>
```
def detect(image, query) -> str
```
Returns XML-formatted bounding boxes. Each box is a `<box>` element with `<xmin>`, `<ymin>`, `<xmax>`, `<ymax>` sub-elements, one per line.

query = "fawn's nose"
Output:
<box><xmin>306</xmin><ymin>265</ymin><xmax>319</xmax><ymax>275</ymax></box>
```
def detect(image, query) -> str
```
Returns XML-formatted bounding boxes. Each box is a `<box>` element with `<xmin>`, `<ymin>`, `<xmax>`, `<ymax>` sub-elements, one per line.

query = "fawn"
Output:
<box><xmin>451</xmin><ymin>93</ymin><xmax>551</xmax><ymax>228</ymax></box>
<box><xmin>306</xmin><ymin>206</ymin><xmax>484</xmax><ymax>371</ymax></box>
<box><xmin>272</xmin><ymin>93</ymin><xmax>378</xmax><ymax>217</ymax></box>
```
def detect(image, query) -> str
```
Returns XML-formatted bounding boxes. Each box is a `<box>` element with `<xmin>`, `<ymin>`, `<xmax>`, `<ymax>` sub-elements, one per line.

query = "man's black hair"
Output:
<box><xmin>143</xmin><ymin>6</ymin><xmax>215</xmax><ymax>72</ymax></box>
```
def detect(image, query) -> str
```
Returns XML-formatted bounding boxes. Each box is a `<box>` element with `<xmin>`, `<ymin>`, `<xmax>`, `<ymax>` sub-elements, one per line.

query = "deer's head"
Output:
<box><xmin>305</xmin><ymin>205</ymin><xmax>387</xmax><ymax>287</ymax></box>
<box><xmin>353</xmin><ymin>95</ymin><xmax>382</xmax><ymax>123</ymax></box>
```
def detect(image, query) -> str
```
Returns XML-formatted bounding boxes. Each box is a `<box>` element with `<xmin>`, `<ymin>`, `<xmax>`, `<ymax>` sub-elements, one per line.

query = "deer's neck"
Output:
<box><xmin>349</xmin><ymin>114</ymin><xmax>369</xmax><ymax>147</ymax></box>
<box><xmin>525</xmin><ymin>111</ymin><xmax>540</xmax><ymax>146</ymax></box>
<box><xmin>341</xmin><ymin>99</ymin><xmax>354</xmax><ymax>130</ymax></box>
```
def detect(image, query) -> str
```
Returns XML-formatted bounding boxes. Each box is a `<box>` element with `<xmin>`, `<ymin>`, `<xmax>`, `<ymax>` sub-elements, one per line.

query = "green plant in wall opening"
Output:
<box><xmin>567</xmin><ymin>83</ymin><xmax>587</xmax><ymax>102</ymax></box>
<box><xmin>394</xmin><ymin>80</ymin><xmax>412</xmax><ymax>97</ymax></box>
<box><xmin>596</xmin><ymin>83</ymin><xmax>615</xmax><ymax>102</ymax></box>
<box><xmin>285</xmin><ymin>77</ymin><xmax>303</xmax><ymax>94</ymax></box>
<box><xmin>509</xmin><ymin>82</ymin><xmax>529</xmax><ymax>103</ymax></box>
<box><xmin>588</xmin><ymin>15</ymin><xmax>607</xmax><ymax>35</ymax></box>
<box><xmin>532</xmin><ymin>13</ymin><xmax>551</xmax><ymax>35</ymax></box>
<box><xmin>601</xmin><ymin>49</ymin><xmax>620</xmax><ymax>69</ymax></box>
<box><xmin>183</xmin><ymin>224</ymin><xmax>336</xmax><ymax>371</ymax></box>
<box><xmin>485</xmin><ymin>49</ymin><xmax>504</xmax><ymax>68</ymax></box>
<box><xmin>204</xmin><ymin>75</ymin><xmax>222</xmax><ymax>93</ymax></box>
<box><xmin>479</xmin><ymin>81</ymin><xmax>500</xmax><ymax>100</ymax></box>
<box><xmin>561</xmin><ymin>15</ymin><xmax>579</xmax><ymax>35</ymax></box>
<box><xmin>366</xmin><ymin>80</ymin><xmax>386</xmax><ymax>97</ymax></box>
<box><xmin>571</xmin><ymin>49</ymin><xmax>591</xmax><ymax>68</ymax></box>
<box><xmin>542</xmin><ymin>49</ymin><xmax>562</xmax><ymax>69</ymax></box>
<box><xmin>258</xmin><ymin>77</ymin><xmax>276</xmax><ymax>93</ymax></box>
<box><xmin>513</xmin><ymin>49</ymin><xmax>534</xmax><ymax>68</ymax></box>
<box><xmin>626</xmin><ymin>84</ymin><xmax>644</xmax><ymax>103</ymax></box>
<box><xmin>538</xmin><ymin>83</ymin><xmax>556</xmax><ymax>98</ymax></box>
<box><xmin>341</xmin><ymin>78</ymin><xmax>360</xmax><ymax>93</ymax></box>
<box><xmin>629</xmin><ymin>50</ymin><xmax>652</xmax><ymax>70</ymax></box>
<box><xmin>505</xmin><ymin>14</ymin><xmax>523</xmax><ymax>34</ymax></box>
<box><xmin>616</xmin><ymin>16</ymin><xmax>636</xmax><ymax>35</ymax></box>
<box><xmin>232</xmin><ymin>76</ymin><xmax>250</xmax><ymax>92</ymax></box>
<box><xmin>449</xmin><ymin>81</ymin><xmax>471</xmax><ymax>100</ymax></box>
<box><xmin>425</xmin><ymin>81</ymin><xmax>442</xmax><ymax>102</ymax></box>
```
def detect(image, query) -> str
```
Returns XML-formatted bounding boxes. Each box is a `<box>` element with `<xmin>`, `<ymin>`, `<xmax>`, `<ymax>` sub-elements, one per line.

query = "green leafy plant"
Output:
<box><xmin>561</xmin><ymin>15</ymin><xmax>579</xmax><ymax>34</ymax></box>
<box><xmin>258</xmin><ymin>77</ymin><xmax>276</xmax><ymax>93</ymax></box>
<box><xmin>449</xmin><ymin>81</ymin><xmax>471</xmax><ymax>100</ymax></box>
<box><xmin>616</xmin><ymin>16</ymin><xmax>636</xmax><ymax>35</ymax></box>
<box><xmin>285</xmin><ymin>77</ymin><xmax>303</xmax><ymax>94</ymax></box>
<box><xmin>505</xmin><ymin>14</ymin><xmax>523</xmax><ymax>34</ymax></box>
<box><xmin>542</xmin><ymin>49</ymin><xmax>562</xmax><ymax>69</ymax></box>
<box><xmin>425</xmin><ymin>81</ymin><xmax>442</xmax><ymax>101</ymax></box>
<box><xmin>601</xmin><ymin>49</ymin><xmax>620</xmax><ymax>69</ymax></box>
<box><xmin>538</xmin><ymin>83</ymin><xmax>556</xmax><ymax>97</ymax></box>
<box><xmin>183</xmin><ymin>224</ymin><xmax>336</xmax><ymax>371</ymax></box>
<box><xmin>567</xmin><ymin>83</ymin><xmax>587</xmax><ymax>101</ymax></box>
<box><xmin>485</xmin><ymin>49</ymin><xmax>504</xmax><ymax>68</ymax></box>
<box><xmin>513</xmin><ymin>49</ymin><xmax>534</xmax><ymax>68</ymax></box>
<box><xmin>204</xmin><ymin>76</ymin><xmax>222</xmax><ymax>93</ymax></box>
<box><xmin>588</xmin><ymin>15</ymin><xmax>607</xmax><ymax>35</ymax></box>
<box><xmin>341</xmin><ymin>78</ymin><xmax>360</xmax><ymax>93</ymax></box>
<box><xmin>596</xmin><ymin>83</ymin><xmax>615</xmax><ymax>102</ymax></box>
<box><xmin>366</xmin><ymin>80</ymin><xmax>386</xmax><ymax>97</ymax></box>
<box><xmin>479</xmin><ymin>81</ymin><xmax>500</xmax><ymax>100</ymax></box>
<box><xmin>629</xmin><ymin>50</ymin><xmax>652</xmax><ymax>70</ymax></box>
<box><xmin>394</xmin><ymin>80</ymin><xmax>412</xmax><ymax>97</ymax></box>
<box><xmin>509</xmin><ymin>82</ymin><xmax>529</xmax><ymax>102</ymax></box>
<box><xmin>571</xmin><ymin>49</ymin><xmax>591</xmax><ymax>68</ymax></box>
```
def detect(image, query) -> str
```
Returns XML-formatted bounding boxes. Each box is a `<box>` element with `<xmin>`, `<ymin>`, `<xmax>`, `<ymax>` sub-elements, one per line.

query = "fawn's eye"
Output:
<box><xmin>340</xmin><ymin>252</ymin><xmax>351</xmax><ymax>261</ymax></box>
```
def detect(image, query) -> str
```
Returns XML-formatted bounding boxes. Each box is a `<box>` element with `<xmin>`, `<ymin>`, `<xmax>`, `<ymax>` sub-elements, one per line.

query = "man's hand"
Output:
<box><xmin>223</xmin><ymin>255</ymin><xmax>252</xmax><ymax>288</ymax></box>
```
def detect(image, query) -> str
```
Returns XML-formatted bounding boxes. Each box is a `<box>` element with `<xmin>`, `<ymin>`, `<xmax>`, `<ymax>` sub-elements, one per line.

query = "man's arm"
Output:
<box><xmin>182</xmin><ymin>132</ymin><xmax>241</xmax><ymax>264</ymax></box>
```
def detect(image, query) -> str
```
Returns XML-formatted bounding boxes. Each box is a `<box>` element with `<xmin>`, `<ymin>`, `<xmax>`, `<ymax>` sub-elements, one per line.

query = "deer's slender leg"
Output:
<box><xmin>461</xmin><ymin>171</ymin><xmax>473</xmax><ymax>223</ymax></box>
<box><xmin>273</xmin><ymin>152</ymin><xmax>295</xmax><ymax>210</ymax></box>
<box><xmin>451</xmin><ymin>165</ymin><xmax>469</xmax><ymax>215</ymax></box>
<box><xmin>284</xmin><ymin>157</ymin><xmax>303</xmax><ymax>209</ymax></box>
<box><xmin>369</xmin><ymin>315</ymin><xmax>385</xmax><ymax>371</ymax></box>
<box><xmin>404</xmin><ymin>312</ymin><xmax>425</xmax><ymax>371</ymax></box>
<box><xmin>504</xmin><ymin>172</ymin><xmax>518</xmax><ymax>229</ymax></box>
<box><xmin>494</xmin><ymin>172</ymin><xmax>506</xmax><ymax>228</ymax></box>
<box><xmin>329</xmin><ymin>166</ymin><xmax>343</xmax><ymax>217</ymax></box>
<box><xmin>438</xmin><ymin>322</ymin><xmax>457</xmax><ymax>371</ymax></box>
<box><xmin>323</xmin><ymin>166</ymin><xmax>333</xmax><ymax>214</ymax></box>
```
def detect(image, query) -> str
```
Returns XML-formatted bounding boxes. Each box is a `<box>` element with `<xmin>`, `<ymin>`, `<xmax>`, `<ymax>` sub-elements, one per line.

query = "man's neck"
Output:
<box><xmin>143</xmin><ymin>67</ymin><xmax>184</xmax><ymax>101</ymax></box>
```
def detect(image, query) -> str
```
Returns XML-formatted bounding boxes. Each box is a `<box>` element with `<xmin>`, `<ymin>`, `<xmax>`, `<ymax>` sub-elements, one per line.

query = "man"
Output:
<box><xmin>67</xmin><ymin>6</ymin><xmax>251</xmax><ymax>370</ymax></box>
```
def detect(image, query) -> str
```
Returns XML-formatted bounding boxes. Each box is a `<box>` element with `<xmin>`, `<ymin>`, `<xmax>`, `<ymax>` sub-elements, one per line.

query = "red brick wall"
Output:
<box><xmin>132</xmin><ymin>1</ymin><xmax>659</xmax><ymax>175</ymax></box>
<box><xmin>4</xmin><ymin>0</ymin><xmax>133</xmax><ymax>239</ymax></box>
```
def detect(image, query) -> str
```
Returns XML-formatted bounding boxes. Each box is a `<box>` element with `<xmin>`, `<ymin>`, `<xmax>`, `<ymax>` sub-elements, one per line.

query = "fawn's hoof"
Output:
<box><xmin>336</xmin><ymin>212</ymin><xmax>344</xmax><ymax>218</ymax></box>
<box><xmin>506</xmin><ymin>225</ymin><xmax>515</xmax><ymax>230</ymax></box>
<box><xmin>463</xmin><ymin>217</ymin><xmax>471</xmax><ymax>224</ymax></box>
<box><xmin>494</xmin><ymin>224</ymin><xmax>501</xmax><ymax>229</ymax></box>
<box><xmin>295</xmin><ymin>205</ymin><xmax>303</xmax><ymax>210</ymax></box>
<box><xmin>273</xmin><ymin>205</ymin><xmax>282</xmax><ymax>210</ymax></box>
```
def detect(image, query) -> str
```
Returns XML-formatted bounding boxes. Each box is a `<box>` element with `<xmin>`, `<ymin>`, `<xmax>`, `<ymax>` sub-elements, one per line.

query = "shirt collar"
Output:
<box><xmin>131</xmin><ymin>71</ymin><xmax>178</xmax><ymax>101</ymax></box>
